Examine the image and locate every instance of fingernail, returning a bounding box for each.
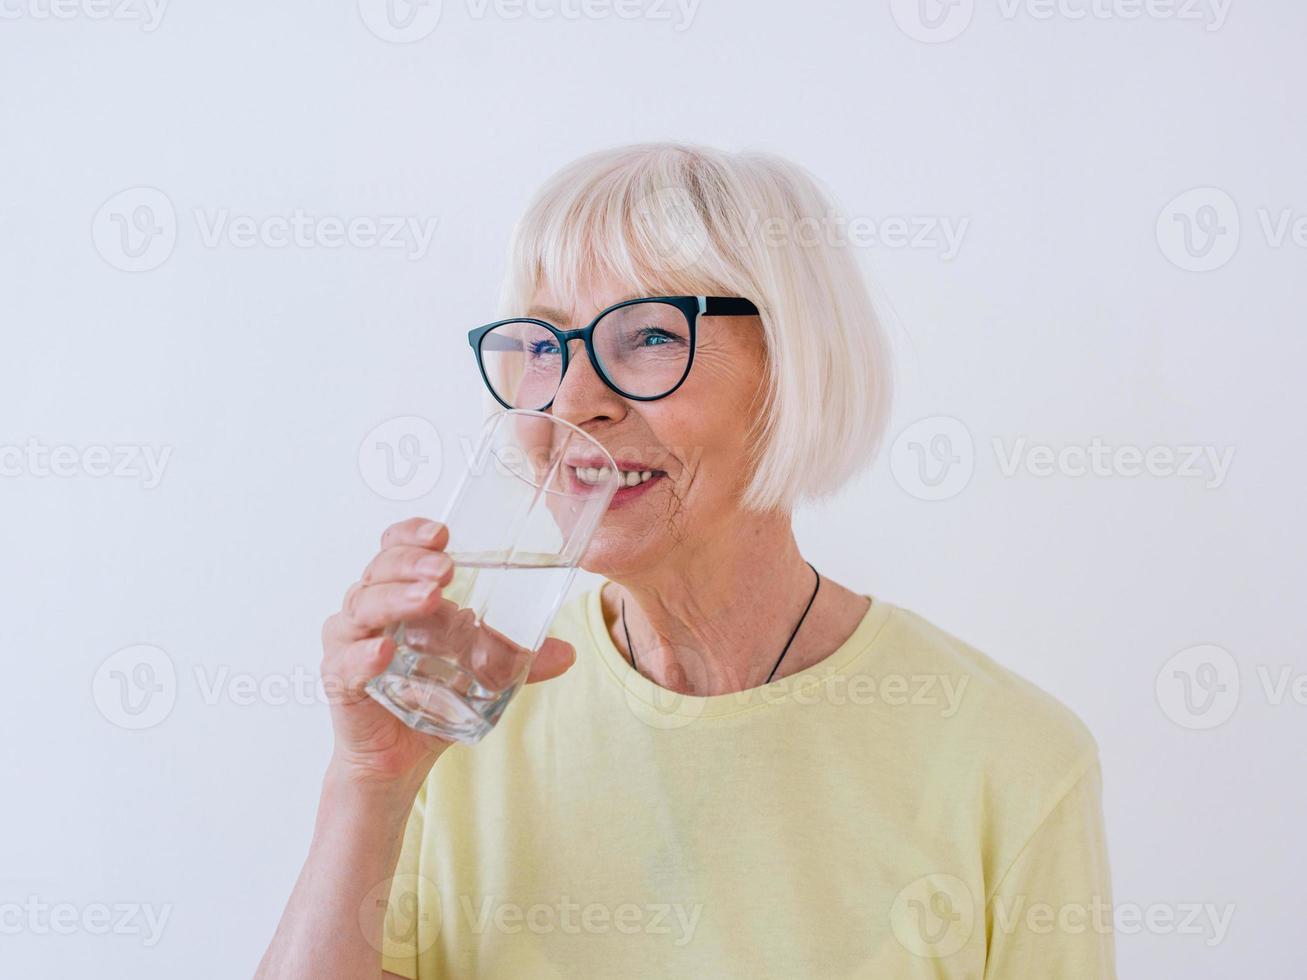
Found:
[408,582,438,602]
[418,521,443,543]
[417,554,451,578]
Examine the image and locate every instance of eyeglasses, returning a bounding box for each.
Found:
[467,295,760,412]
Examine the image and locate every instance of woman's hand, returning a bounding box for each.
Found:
[259,516,579,979]
[320,516,578,787]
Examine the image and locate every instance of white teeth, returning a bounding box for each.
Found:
[573,465,659,487]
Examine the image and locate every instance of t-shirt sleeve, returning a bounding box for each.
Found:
[983,755,1117,979]
[378,777,431,979]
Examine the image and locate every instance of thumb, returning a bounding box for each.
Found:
[525,637,576,683]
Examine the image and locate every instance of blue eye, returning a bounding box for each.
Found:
[528,339,560,357]
[637,328,679,347]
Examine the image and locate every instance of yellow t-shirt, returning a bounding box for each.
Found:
[380,582,1115,979]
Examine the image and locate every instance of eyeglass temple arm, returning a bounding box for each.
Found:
[701,296,759,316]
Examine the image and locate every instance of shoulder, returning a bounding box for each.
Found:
[875,603,1106,890]
[875,601,1100,789]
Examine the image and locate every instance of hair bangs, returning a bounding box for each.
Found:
[500,146,743,317]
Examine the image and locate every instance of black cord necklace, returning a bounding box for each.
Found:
[620,561,821,687]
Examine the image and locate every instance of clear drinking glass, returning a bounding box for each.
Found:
[365,409,622,744]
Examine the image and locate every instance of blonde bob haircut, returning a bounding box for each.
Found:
[497,142,893,515]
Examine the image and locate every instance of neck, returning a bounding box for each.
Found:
[601,509,825,695]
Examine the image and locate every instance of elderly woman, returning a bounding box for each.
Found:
[258,144,1115,978]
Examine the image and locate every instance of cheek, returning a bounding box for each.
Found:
[646,396,752,482]
[642,342,765,484]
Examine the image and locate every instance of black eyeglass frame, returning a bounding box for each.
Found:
[467,295,760,412]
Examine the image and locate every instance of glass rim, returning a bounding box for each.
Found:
[482,408,620,498]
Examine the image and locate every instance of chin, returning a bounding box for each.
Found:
[577,538,626,579]
[578,525,654,579]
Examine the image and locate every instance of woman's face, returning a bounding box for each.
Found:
[528,275,767,575]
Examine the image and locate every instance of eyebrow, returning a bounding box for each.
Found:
[526,305,570,323]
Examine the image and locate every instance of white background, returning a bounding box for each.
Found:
[1,1,1302,976]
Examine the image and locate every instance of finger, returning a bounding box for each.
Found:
[525,638,576,684]
[322,633,396,703]
[361,546,454,587]
[341,578,453,635]
[380,518,449,552]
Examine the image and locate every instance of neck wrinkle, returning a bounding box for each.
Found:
[600,512,819,696]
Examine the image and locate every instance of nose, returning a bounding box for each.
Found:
[550,336,625,426]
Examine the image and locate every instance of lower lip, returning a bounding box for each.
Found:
[568,467,665,509]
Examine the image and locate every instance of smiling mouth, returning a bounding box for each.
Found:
[569,463,665,489]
